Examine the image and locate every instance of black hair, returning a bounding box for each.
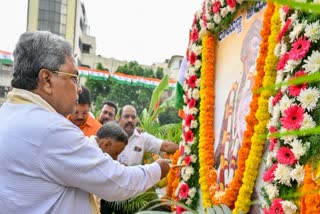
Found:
[78,85,91,105]
[97,121,128,144]
[101,100,118,115]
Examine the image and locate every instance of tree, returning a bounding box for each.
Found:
[155,67,164,79]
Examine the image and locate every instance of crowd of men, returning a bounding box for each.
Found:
[0,31,179,214]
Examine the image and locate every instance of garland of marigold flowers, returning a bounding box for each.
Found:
[300,164,320,214]
[213,2,275,207]
[233,4,281,214]
[198,32,216,209]
[164,150,180,200]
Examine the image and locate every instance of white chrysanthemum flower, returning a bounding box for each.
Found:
[291,164,305,185]
[274,43,281,57]
[214,14,222,24]
[181,169,191,181]
[188,107,199,115]
[187,89,192,100]
[188,187,197,198]
[207,23,215,30]
[185,198,193,206]
[221,7,229,17]
[269,104,281,127]
[205,12,212,22]
[195,78,201,87]
[268,96,274,114]
[301,113,316,130]
[190,120,198,129]
[274,164,292,186]
[191,44,202,55]
[266,151,276,167]
[289,11,298,23]
[194,60,202,70]
[283,59,301,73]
[276,71,284,86]
[305,20,320,42]
[302,50,320,73]
[185,166,195,176]
[280,42,288,56]
[199,28,207,39]
[264,183,279,200]
[187,66,196,76]
[289,22,305,42]
[279,7,286,23]
[290,138,306,159]
[191,154,197,163]
[220,0,225,7]
[184,145,191,155]
[281,200,298,214]
[297,87,320,111]
[192,88,200,100]
[279,95,295,114]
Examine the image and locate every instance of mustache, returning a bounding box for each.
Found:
[125,122,134,128]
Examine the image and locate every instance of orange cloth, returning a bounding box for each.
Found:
[68,115,102,137]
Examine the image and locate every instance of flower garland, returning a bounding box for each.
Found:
[212,2,275,208]
[233,4,281,214]
[300,164,320,214]
[164,150,180,201]
[261,3,320,213]
[198,32,217,209]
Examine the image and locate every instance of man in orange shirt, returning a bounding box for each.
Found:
[68,85,101,136]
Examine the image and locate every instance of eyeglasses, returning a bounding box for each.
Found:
[50,70,81,87]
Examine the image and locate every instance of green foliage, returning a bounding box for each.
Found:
[158,106,181,125]
[156,67,164,79]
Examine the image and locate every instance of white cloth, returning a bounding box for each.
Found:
[118,129,163,166]
[0,94,161,213]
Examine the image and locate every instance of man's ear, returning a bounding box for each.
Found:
[101,139,112,150]
[37,69,54,94]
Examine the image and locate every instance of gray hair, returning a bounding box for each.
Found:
[11,31,73,90]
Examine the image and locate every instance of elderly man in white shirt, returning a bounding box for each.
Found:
[0,31,170,214]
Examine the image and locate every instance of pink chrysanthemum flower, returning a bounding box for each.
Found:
[188,98,196,108]
[212,1,221,14]
[276,146,297,165]
[269,138,278,151]
[184,114,195,127]
[269,198,285,214]
[226,0,236,8]
[280,105,304,130]
[263,163,278,182]
[272,91,283,106]
[288,37,311,60]
[179,183,190,199]
[277,53,290,71]
[179,145,185,156]
[184,130,194,143]
[288,70,307,97]
[278,19,292,42]
[176,206,186,214]
[186,75,198,88]
[191,27,199,42]
[184,155,192,166]
[189,52,197,65]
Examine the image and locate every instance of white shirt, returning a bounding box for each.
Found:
[0,103,161,214]
[118,129,162,166]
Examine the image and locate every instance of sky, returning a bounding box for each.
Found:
[0,0,201,65]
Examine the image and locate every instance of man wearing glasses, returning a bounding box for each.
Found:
[68,85,102,137]
[0,31,170,213]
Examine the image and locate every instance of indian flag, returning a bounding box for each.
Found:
[175,56,188,110]
[0,50,13,65]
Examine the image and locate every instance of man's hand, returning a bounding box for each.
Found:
[156,159,170,179]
